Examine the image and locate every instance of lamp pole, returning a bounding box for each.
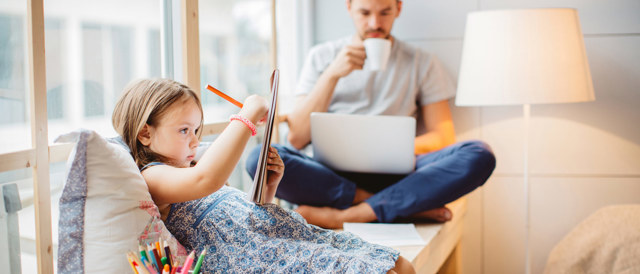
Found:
[523,103,531,274]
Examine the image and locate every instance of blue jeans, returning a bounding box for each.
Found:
[245,140,496,222]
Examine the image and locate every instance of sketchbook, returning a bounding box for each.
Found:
[343,223,426,246]
[249,69,279,205]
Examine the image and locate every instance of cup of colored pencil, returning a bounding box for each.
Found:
[126,239,207,274]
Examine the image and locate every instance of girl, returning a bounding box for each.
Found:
[112,78,415,273]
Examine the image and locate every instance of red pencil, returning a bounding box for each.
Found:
[206,85,243,108]
[152,246,162,272]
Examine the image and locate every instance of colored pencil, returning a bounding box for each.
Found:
[128,251,148,274]
[134,262,147,274]
[161,264,170,274]
[161,257,168,269]
[156,241,163,258]
[147,244,160,272]
[192,248,207,274]
[169,264,178,274]
[141,257,158,274]
[180,250,196,274]
[152,246,162,272]
[127,253,139,274]
[163,240,173,269]
[139,245,149,262]
[206,85,243,108]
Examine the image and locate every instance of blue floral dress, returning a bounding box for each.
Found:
[164,185,400,273]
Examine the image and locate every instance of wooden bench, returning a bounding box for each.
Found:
[394,197,466,274]
[333,197,466,273]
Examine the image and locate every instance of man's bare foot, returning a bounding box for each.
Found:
[295,205,344,228]
[295,202,377,229]
[352,188,373,204]
[409,206,452,222]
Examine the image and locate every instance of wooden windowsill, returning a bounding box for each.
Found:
[335,197,466,273]
[397,197,466,273]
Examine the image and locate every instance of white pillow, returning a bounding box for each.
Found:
[56,130,185,273]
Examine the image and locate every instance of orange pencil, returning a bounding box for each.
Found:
[206,85,243,108]
[155,241,163,258]
[161,264,170,274]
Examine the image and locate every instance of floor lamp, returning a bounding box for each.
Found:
[455,8,595,273]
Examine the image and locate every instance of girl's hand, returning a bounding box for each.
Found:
[239,95,269,123]
[264,146,284,204]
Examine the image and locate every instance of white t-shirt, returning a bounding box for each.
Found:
[296,36,456,119]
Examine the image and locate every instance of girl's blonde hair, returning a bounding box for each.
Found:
[112,78,203,169]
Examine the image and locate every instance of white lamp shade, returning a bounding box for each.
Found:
[455,8,595,106]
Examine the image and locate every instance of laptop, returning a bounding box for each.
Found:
[310,112,416,174]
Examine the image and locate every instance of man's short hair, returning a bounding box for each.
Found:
[349,0,400,2]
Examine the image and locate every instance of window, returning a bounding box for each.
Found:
[45,18,66,120]
[44,0,162,142]
[198,0,275,190]
[199,0,273,123]
[0,3,31,154]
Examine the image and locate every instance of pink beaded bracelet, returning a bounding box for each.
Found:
[229,114,257,136]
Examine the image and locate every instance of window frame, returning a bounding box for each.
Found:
[0,0,278,272]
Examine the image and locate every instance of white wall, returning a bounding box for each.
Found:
[310,0,640,273]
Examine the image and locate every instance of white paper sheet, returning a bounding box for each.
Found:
[343,223,426,247]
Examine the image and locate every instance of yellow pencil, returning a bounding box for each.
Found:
[126,252,139,274]
[129,251,147,273]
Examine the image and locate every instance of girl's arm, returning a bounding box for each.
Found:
[142,95,269,205]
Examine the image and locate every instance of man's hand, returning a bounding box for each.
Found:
[287,41,366,149]
[325,44,366,79]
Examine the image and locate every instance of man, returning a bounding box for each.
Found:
[247,0,496,228]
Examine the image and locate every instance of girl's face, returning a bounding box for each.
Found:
[145,98,202,168]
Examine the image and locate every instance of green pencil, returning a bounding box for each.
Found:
[192,248,207,274]
[139,245,148,261]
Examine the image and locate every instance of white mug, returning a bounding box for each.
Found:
[363,38,392,71]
